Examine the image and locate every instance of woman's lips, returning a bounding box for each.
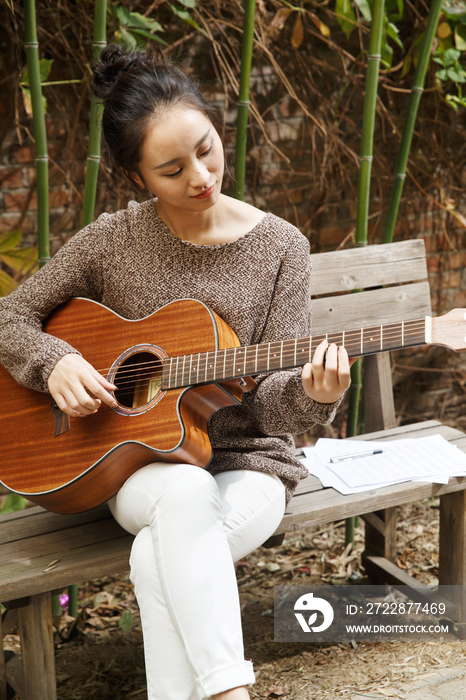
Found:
[193,184,215,199]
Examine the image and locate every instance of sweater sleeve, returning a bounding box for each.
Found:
[241,232,343,435]
[0,220,106,393]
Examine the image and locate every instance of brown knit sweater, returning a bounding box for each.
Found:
[0,199,341,504]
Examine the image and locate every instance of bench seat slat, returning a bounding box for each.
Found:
[280,477,466,534]
[0,537,133,602]
[0,505,111,543]
[0,517,127,560]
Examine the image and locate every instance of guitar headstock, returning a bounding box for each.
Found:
[431,308,466,351]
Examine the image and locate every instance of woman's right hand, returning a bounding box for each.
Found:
[47,353,118,417]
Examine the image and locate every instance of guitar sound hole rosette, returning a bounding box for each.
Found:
[108,344,168,416]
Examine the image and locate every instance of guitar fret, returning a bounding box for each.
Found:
[169,317,431,389]
[236,348,243,375]
[169,357,174,389]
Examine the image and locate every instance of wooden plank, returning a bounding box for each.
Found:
[2,609,18,637]
[278,475,466,534]
[18,592,57,700]
[0,505,112,545]
[364,508,397,562]
[0,610,6,700]
[361,555,458,621]
[292,474,323,497]
[364,353,396,432]
[0,517,127,561]
[439,490,466,639]
[310,240,427,295]
[311,281,432,334]
[0,537,133,601]
[4,655,24,700]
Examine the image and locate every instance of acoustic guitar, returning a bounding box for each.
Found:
[1,297,465,514]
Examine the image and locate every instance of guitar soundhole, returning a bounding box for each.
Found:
[113,350,164,410]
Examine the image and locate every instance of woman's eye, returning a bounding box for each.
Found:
[165,169,182,178]
[201,145,212,157]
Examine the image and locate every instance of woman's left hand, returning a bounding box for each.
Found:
[301,340,355,404]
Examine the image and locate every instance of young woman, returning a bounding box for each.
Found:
[0,46,351,700]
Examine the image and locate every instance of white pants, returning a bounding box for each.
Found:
[108,463,286,700]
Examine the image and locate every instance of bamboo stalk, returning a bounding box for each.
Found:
[382,0,443,243]
[24,0,49,268]
[81,0,107,227]
[346,0,385,546]
[348,0,385,439]
[234,0,256,201]
[355,0,385,247]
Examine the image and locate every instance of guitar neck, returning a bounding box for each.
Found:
[162,316,429,390]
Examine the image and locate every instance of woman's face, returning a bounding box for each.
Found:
[134,107,224,212]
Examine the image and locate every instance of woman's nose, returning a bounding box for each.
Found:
[190,160,210,187]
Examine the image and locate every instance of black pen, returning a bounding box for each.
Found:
[330,449,383,463]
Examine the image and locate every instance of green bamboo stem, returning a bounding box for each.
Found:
[355,0,385,246]
[24,0,49,268]
[382,0,443,243]
[348,0,385,442]
[346,0,385,547]
[234,0,256,201]
[81,0,107,227]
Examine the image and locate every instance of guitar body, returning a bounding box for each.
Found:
[0,298,254,514]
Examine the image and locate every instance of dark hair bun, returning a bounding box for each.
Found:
[90,44,224,187]
[92,45,148,101]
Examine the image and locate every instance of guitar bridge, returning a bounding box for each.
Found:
[50,398,71,437]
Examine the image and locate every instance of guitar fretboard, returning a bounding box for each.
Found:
[161,318,427,390]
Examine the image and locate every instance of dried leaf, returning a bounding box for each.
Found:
[291,13,304,49]
[271,8,293,33]
[309,13,330,38]
[265,685,285,697]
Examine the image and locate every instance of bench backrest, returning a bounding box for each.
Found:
[308,239,430,433]
[309,239,431,333]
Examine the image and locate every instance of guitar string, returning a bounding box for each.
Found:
[98,323,428,383]
[107,326,428,394]
[93,320,428,378]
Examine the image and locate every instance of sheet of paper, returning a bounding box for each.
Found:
[327,435,466,488]
[302,435,466,494]
[301,451,409,495]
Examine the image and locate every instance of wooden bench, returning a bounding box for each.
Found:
[2,238,466,700]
